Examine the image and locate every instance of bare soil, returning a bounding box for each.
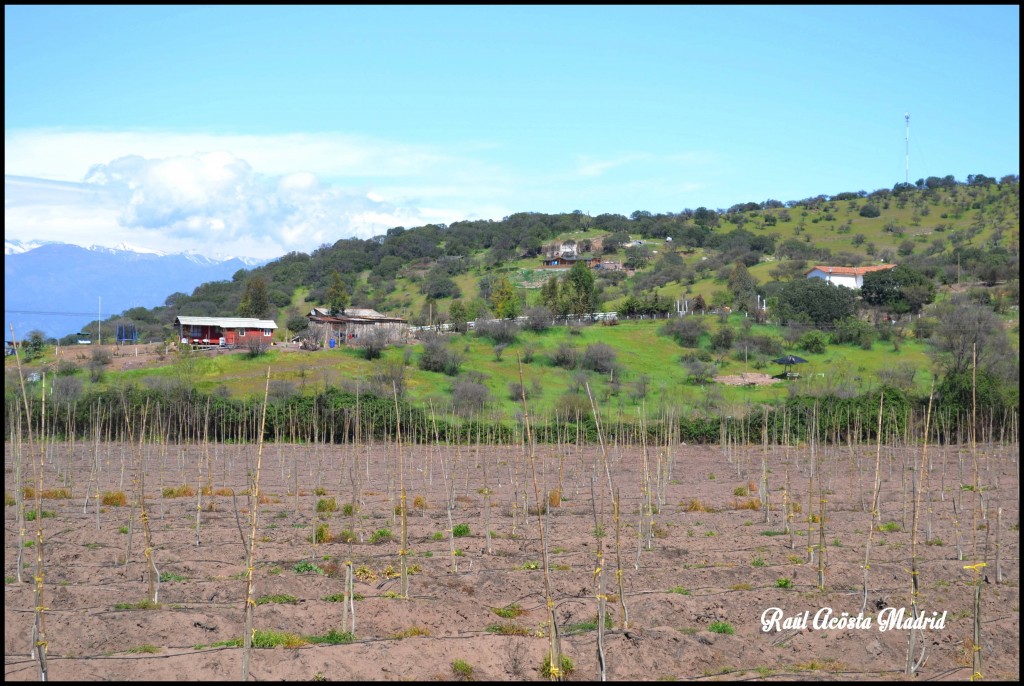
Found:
[4,440,1019,681]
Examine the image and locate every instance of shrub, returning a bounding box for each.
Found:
[370,528,393,544]
[797,330,829,354]
[293,561,325,574]
[859,203,881,218]
[451,659,474,681]
[418,334,462,375]
[580,343,617,374]
[475,319,519,345]
[551,342,581,370]
[661,317,707,347]
[452,523,471,538]
[452,376,491,416]
[162,485,196,498]
[540,654,575,679]
[775,577,793,588]
[102,491,128,507]
[524,306,552,332]
[492,603,525,618]
[311,524,331,544]
[316,497,338,513]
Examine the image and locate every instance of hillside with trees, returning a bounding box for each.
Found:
[9,173,1018,439]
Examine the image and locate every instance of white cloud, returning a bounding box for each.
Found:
[4,128,724,260]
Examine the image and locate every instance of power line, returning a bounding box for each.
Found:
[4,309,104,317]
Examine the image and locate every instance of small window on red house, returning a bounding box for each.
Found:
[237,329,246,337]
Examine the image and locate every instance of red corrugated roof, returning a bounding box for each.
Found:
[805,264,896,276]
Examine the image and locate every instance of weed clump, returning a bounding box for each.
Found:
[102,491,128,507]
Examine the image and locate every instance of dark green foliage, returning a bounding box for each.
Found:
[771,278,856,327]
[620,291,672,317]
[561,261,598,316]
[797,330,828,354]
[858,203,881,218]
[860,265,935,314]
[237,276,272,318]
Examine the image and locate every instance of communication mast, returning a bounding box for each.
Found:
[904,112,910,185]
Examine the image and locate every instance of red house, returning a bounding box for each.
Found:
[175,316,277,347]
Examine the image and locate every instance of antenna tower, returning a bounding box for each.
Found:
[904,112,910,185]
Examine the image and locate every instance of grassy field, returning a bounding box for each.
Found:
[57,315,943,422]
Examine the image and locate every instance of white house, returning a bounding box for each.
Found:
[804,264,897,289]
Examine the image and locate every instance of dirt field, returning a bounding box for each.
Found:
[4,440,1019,681]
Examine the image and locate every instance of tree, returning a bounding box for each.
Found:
[726,262,758,312]
[447,300,469,333]
[860,265,935,315]
[772,278,856,327]
[561,261,598,317]
[929,295,1017,381]
[539,276,560,311]
[326,271,350,315]
[23,330,47,361]
[490,274,521,319]
[237,277,271,318]
[623,244,653,270]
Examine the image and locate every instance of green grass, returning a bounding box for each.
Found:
[669,586,691,595]
[452,523,471,537]
[451,659,474,681]
[775,577,794,588]
[564,613,613,634]
[492,603,526,618]
[293,561,325,574]
[306,629,355,645]
[485,622,530,636]
[879,521,902,532]
[24,509,56,521]
[159,572,187,583]
[323,592,364,602]
[708,621,735,635]
[114,599,161,610]
[256,593,298,605]
[125,644,161,654]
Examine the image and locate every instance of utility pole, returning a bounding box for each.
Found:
[905,112,910,185]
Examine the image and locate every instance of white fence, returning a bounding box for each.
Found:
[410,311,619,333]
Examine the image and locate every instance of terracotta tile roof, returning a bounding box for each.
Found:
[805,264,896,276]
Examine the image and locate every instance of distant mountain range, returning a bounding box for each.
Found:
[4,241,270,340]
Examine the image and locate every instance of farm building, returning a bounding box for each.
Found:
[175,316,277,348]
[540,254,602,269]
[805,264,897,289]
[306,307,409,347]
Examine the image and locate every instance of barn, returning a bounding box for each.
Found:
[174,316,278,348]
[306,307,408,347]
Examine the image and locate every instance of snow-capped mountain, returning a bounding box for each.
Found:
[4,241,273,340]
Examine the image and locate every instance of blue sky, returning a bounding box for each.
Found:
[5,5,1019,260]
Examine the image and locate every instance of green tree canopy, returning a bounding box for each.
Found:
[237,276,271,318]
[561,261,598,317]
[326,271,350,315]
[490,274,521,319]
[860,265,935,314]
[771,278,856,327]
